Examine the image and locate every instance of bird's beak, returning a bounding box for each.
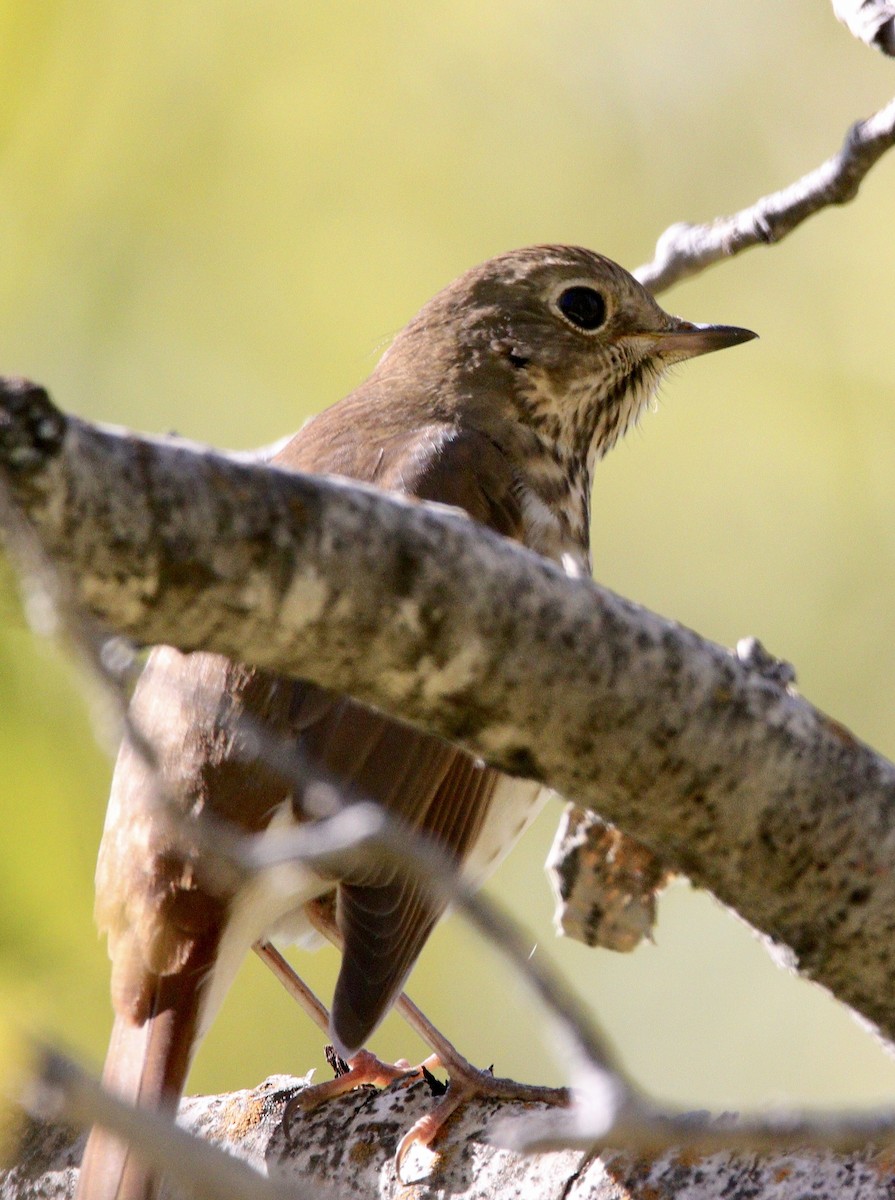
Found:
[654,319,758,362]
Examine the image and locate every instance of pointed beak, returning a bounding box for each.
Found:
[655,319,758,362]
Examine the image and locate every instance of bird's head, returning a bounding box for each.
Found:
[379,244,756,467]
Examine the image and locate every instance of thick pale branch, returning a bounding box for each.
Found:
[636,94,895,293]
[10,1066,895,1200]
[4,378,895,1046]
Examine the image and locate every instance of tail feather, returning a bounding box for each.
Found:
[76,980,204,1200]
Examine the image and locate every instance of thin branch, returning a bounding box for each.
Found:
[503,1097,895,1157]
[239,801,626,1089]
[636,94,895,294]
[833,0,895,55]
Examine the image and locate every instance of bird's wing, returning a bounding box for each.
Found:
[273,408,528,1052]
[98,395,528,1051]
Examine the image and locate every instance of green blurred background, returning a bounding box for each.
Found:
[2,0,895,1113]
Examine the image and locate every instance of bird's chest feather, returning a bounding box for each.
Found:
[516,452,593,578]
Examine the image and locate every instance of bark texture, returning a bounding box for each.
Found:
[6,1075,895,1200]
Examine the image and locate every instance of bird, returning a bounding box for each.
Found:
[76,244,755,1199]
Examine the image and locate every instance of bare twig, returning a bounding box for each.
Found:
[636,95,895,294]
[503,1096,895,1157]
[238,796,895,1160]
[239,800,626,1088]
[833,0,895,55]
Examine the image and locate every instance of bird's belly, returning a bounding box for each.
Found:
[518,488,590,577]
[463,773,551,886]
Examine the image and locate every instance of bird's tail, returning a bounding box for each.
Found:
[75,983,203,1200]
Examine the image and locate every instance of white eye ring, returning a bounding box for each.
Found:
[549,279,610,335]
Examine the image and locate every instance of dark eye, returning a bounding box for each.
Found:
[556,286,606,332]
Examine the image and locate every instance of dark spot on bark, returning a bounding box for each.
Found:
[559,626,577,651]
[390,544,418,598]
[286,495,307,528]
[584,903,607,947]
[502,745,543,780]
[160,557,218,594]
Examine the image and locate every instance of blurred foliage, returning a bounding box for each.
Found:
[2,0,895,1114]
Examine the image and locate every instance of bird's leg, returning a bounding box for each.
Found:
[276,899,569,1182]
[385,989,568,1179]
[253,940,435,1117]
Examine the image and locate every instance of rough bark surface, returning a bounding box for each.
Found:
[3,379,895,1047]
[5,1075,895,1200]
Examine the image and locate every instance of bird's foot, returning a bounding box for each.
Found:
[255,938,568,1181]
[395,1050,569,1184]
[283,1045,439,1131]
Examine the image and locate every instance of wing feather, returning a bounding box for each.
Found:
[275,402,525,1051]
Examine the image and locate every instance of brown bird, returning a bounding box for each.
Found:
[76,245,755,1199]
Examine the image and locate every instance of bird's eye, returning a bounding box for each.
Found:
[556,286,606,332]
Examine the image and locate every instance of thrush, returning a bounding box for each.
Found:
[76,244,755,1199]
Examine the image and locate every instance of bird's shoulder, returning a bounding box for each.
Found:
[274,385,526,543]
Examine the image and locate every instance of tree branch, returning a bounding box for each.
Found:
[833,0,895,55]
[10,1059,895,1200]
[636,94,895,294]
[3,376,895,1049]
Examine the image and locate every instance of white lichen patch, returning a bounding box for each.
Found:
[394,596,423,637]
[420,638,484,701]
[279,569,330,631]
[477,722,527,756]
[561,551,587,578]
[238,570,279,618]
[80,570,159,629]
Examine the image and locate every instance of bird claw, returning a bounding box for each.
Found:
[283,1048,423,1141]
[393,1064,570,1184]
[282,1041,569,1183]
[394,1084,471,1183]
